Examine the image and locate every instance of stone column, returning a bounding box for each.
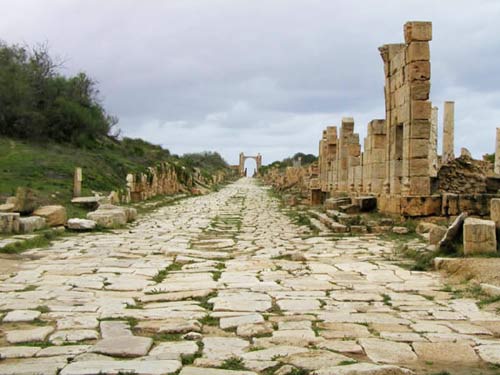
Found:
[442,101,455,164]
[73,167,82,198]
[495,128,500,175]
[429,106,438,176]
[239,153,245,176]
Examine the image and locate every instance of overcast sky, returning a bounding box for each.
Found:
[2,0,500,166]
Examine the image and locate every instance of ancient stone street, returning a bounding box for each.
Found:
[1,179,500,374]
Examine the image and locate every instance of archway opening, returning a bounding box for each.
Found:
[243,158,258,177]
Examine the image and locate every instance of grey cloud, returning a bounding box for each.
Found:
[1,0,499,164]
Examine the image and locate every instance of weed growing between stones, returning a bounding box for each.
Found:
[219,357,247,371]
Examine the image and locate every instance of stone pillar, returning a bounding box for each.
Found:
[239,153,245,176]
[495,128,500,175]
[256,153,262,173]
[73,167,82,198]
[429,106,438,176]
[442,101,455,164]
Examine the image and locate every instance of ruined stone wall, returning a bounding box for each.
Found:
[318,127,338,193]
[363,120,387,194]
[379,21,433,197]
[126,163,186,202]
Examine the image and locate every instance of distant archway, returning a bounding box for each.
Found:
[239,152,262,177]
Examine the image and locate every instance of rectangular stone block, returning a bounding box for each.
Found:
[408,61,431,81]
[409,176,431,196]
[404,21,433,43]
[409,139,430,158]
[411,100,431,120]
[490,198,500,228]
[463,218,497,255]
[410,81,430,100]
[409,157,430,176]
[410,120,431,139]
[407,42,430,63]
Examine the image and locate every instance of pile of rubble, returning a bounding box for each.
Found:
[437,155,489,194]
[0,187,137,236]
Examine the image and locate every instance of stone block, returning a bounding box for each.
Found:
[411,81,430,100]
[408,61,431,81]
[71,196,100,210]
[33,205,67,227]
[410,120,431,139]
[409,158,430,176]
[404,21,432,43]
[19,216,46,233]
[0,203,15,212]
[409,139,430,158]
[400,195,441,217]
[88,206,127,228]
[429,225,447,245]
[490,198,500,228]
[463,218,497,255]
[409,176,431,196]
[67,218,97,231]
[0,212,20,234]
[14,187,39,214]
[406,42,430,63]
[411,100,431,120]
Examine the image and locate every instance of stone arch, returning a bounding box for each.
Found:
[239,152,262,177]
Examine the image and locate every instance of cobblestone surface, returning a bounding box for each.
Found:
[1,179,499,374]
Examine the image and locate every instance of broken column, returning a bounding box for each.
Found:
[442,101,455,164]
[495,128,500,175]
[337,118,355,193]
[430,107,438,176]
[73,167,82,198]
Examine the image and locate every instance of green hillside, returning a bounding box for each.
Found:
[0,136,230,208]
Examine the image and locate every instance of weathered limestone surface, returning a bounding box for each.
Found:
[33,205,67,226]
[1,179,499,374]
[19,216,46,233]
[463,217,497,255]
[442,101,455,164]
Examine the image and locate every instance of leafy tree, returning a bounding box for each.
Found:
[0,41,116,145]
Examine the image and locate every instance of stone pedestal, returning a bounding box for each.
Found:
[463,218,497,255]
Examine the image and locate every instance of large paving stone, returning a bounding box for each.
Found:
[0,357,67,375]
[6,326,55,344]
[60,359,182,375]
[92,336,153,357]
[359,339,417,364]
[202,337,249,360]
[282,350,353,370]
[476,344,500,365]
[412,342,479,364]
[313,363,414,375]
[179,367,257,375]
[2,309,41,322]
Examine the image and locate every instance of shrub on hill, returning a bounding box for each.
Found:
[0,41,116,145]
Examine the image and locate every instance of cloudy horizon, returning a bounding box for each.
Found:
[2,0,500,165]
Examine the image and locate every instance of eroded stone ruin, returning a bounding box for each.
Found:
[308,21,500,217]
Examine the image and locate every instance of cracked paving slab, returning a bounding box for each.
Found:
[0,178,500,374]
